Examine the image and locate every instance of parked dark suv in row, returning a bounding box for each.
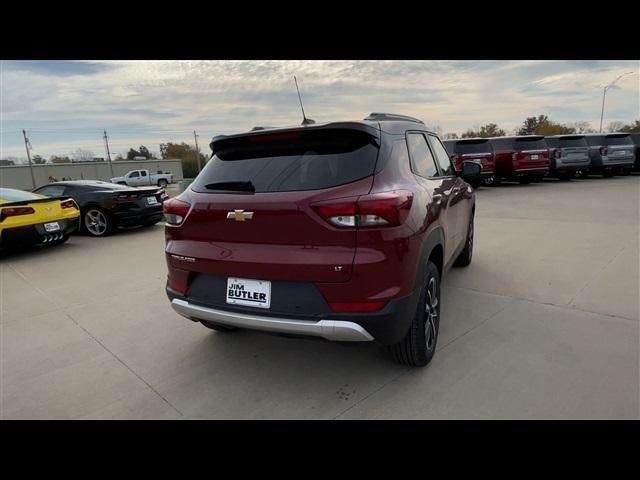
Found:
[163,113,481,366]
[544,134,591,180]
[443,138,496,186]
[488,136,550,185]
[581,133,636,177]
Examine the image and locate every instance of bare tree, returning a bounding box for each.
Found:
[71,148,95,163]
[570,121,596,134]
[607,121,625,133]
[442,133,459,140]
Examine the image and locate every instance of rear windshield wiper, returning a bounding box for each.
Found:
[204,181,256,192]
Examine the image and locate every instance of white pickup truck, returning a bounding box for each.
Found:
[110,169,174,187]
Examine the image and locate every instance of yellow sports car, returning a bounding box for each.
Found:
[0,188,80,250]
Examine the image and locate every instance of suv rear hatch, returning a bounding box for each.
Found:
[603,133,635,163]
[448,138,495,173]
[167,126,380,283]
[549,135,589,165]
[513,136,549,170]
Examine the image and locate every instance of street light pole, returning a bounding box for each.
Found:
[599,71,634,133]
[22,129,36,189]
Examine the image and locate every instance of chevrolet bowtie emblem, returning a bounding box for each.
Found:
[227,209,254,221]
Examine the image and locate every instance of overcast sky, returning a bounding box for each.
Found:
[1,60,638,160]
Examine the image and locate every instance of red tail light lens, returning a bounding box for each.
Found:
[600,146,608,156]
[0,206,35,221]
[163,198,191,225]
[312,191,413,229]
[167,278,188,294]
[114,193,139,202]
[329,301,387,313]
[60,199,77,209]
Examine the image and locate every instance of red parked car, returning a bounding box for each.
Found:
[443,138,496,186]
[163,113,481,366]
[488,135,550,185]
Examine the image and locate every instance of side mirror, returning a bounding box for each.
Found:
[461,161,482,184]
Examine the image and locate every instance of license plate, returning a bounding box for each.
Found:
[472,158,482,164]
[226,277,271,309]
[146,196,158,205]
[44,222,60,232]
[530,154,539,160]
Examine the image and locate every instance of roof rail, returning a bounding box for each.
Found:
[364,112,424,124]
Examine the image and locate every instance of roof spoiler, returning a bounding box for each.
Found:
[364,112,424,124]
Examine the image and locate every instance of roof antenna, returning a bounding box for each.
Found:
[294,76,315,125]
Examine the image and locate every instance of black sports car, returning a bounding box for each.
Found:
[33,180,168,237]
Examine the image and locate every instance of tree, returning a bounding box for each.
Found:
[32,155,46,164]
[160,142,207,178]
[442,133,458,140]
[72,149,94,162]
[607,121,626,133]
[50,155,71,163]
[619,120,640,133]
[570,121,596,134]
[534,121,575,135]
[518,115,549,135]
[126,145,154,160]
[461,123,506,138]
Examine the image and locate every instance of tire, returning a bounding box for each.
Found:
[82,207,114,237]
[603,170,614,178]
[454,213,474,267]
[518,177,532,184]
[158,179,168,188]
[622,169,631,176]
[558,172,572,181]
[200,320,238,332]
[576,170,589,179]
[482,175,499,187]
[388,261,440,367]
[117,181,127,185]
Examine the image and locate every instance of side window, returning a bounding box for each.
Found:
[35,185,67,197]
[428,136,455,176]
[130,171,140,178]
[406,133,439,178]
[141,170,147,177]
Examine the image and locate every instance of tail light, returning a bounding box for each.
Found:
[114,193,139,202]
[60,199,77,209]
[0,206,35,221]
[167,278,188,294]
[554,149,561,159]
[600,146,608,156]
[329,301,387,313]
[312,191,413,229]
[163,198,191,225]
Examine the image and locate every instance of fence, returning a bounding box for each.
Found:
[0,159,184,190]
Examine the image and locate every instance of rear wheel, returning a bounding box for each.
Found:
[482,175,499,187]
[388,261,440,367]
[200,320,238,332]
[603,170,614,178]
[558,172,572,181]
[158,179,168,187]
[518,177,532,184]
[82,208,114,237]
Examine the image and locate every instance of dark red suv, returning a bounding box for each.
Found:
[163,113,480,366]
[488,135,550,185]
[443,138,496,186]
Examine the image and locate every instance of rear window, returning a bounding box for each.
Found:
[490,138,514,150]
[0,188,43,202]
[555,136,588,148]
[585,135,605,146]
[514,137,547,150]
[192,129,379,193]
[604,134,632,146]
[452,139,492,155]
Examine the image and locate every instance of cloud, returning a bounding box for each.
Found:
[1,60,638,159]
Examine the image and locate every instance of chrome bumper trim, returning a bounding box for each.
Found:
[171,299,374,342]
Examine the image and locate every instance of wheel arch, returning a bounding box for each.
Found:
[415,226,445,290]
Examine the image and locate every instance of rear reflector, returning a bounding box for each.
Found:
[0,206,35,221]
[167,279,188,294]
[329,301,387,313]
[163,198,191,225]
[312,191,413,229]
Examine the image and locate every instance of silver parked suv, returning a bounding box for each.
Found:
[544,134,591,180]
[582,133,635,177]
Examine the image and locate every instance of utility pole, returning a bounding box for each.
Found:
[193,130,202,173]
[22,129,36,189]
[103,130,115,178]
[599,71,635,133]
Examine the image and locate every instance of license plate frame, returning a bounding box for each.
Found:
[226,277,271,309]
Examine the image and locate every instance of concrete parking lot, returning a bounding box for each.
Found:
[1,176,638,419]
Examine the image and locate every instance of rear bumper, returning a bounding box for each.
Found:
[171,298,374,341]
[113,206,163,227]
[0,217,78,248]
[166,284,418,345]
